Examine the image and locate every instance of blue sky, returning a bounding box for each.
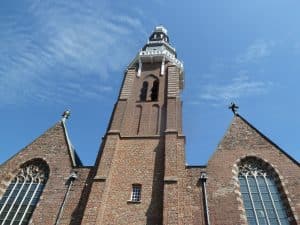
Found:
[1,0,300,166]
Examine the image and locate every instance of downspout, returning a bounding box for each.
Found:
[200,172,210,225]
[54,171,78,225]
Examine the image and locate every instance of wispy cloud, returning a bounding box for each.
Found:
[236,40,275,63]
[189,40,276,106]
[0,1,148,106]
[199,73,272,105]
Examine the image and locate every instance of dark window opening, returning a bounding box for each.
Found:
[140,81,148,101]
[151,80,159,101]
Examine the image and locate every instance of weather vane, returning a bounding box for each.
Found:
[228,102,239,114]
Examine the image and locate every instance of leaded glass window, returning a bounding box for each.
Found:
[131,184,141,202]
[238,158,291,225]
[0,161,49,225]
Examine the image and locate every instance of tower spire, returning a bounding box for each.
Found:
[82,26,185,225]
[128,25,184,89]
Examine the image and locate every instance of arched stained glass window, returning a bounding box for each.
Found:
[0,160,49,225]
[238,158,291,225]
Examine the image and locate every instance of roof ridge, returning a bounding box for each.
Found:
[236,113,299,166]
[61,119,83,167]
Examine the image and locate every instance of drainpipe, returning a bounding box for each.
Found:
[54,171,78,225]
[200,172,211,225]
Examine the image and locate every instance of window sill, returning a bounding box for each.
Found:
[127,200,141,204]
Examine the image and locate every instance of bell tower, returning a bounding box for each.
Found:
[82,26,185,225]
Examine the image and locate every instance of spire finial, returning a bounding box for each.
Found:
[155,25,168,34]
[62,109,71,122]
[228,102,239,114]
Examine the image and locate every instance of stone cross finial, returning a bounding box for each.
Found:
[62,110,71,121]
[228,102,239,114]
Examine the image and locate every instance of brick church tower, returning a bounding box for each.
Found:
[81,25,185,225]
[0,26,299,225]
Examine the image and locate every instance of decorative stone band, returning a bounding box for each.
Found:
[146,40,176,52]
[128,49,184,78]
[139,49,183,70]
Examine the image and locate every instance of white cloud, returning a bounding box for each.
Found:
[236,40,275,63]
[0,0,147,106]
[199,73,272,104]
[190,39,276,106]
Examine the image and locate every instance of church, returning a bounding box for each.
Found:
[0,26,299,225]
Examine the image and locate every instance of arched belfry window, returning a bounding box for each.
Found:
[139,77,159,102]
[238,158,292,225]
[151,80,159,101]
[0,160,49,225]
[140,81,148,101]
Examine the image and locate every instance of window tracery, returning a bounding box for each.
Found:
[238,158,291,225]
[0,160,49,225]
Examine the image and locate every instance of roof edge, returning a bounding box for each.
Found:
[236,114,299,166]
[61,120,83,167]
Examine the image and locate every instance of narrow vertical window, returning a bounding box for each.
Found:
[140,81,148,101]
[151,105,160,134]
[131,184,141,202]
[135,105,143,135]
[238,158,292,225]
[0,160,49,225]
[151,80,159,101]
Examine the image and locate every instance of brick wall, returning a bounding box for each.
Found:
[81,62,186,225]
[181,166,206,225]
[206,115,300,225]
[0,122,91,225]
